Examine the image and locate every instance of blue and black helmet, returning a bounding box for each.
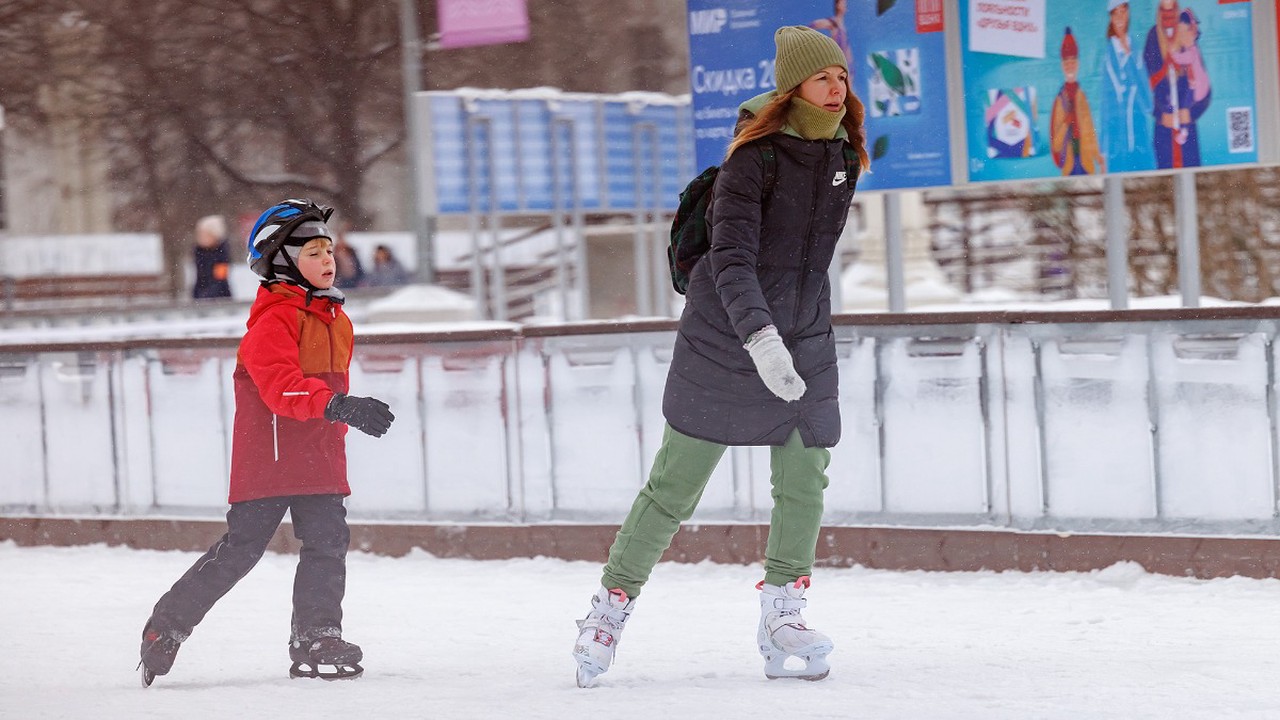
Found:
[246,198,334,280]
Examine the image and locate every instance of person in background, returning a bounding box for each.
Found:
[1145,1,1209,168]
[138,199,395,686]
[1099,0,1154,173]
[363,244,410,288]
[334,234,365,288]
[1051,27,1105,175]
[192,214,233,299]
[571,25,868,688]
[809,0,852,72]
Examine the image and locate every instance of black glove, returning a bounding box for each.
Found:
[324,393,395,437]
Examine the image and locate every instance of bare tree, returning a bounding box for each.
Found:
[2,0,404,293]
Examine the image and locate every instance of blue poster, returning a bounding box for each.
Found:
[850,0,952,190]
[686,0,953,191]
[960,0,1258,183]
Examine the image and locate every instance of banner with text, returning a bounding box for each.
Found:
[686,0,953,191]
[961,0,1258,182]
[438,0,529,49]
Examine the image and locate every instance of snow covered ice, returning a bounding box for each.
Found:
[4,542,1279,719]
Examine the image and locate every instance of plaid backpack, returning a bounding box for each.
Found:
[666,142,776,295]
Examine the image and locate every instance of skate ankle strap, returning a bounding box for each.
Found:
[767,596,807,612]
[603,605,631,624]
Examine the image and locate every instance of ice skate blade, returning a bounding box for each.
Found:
[573,652,607,688]
[761,641,833,682]
[289,661,364,680]
[765,668,830,682]
[762,656,831,682]
[576,665,602,688]
[139,662,156,688]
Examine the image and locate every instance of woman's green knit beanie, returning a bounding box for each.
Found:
[773,26,848,94]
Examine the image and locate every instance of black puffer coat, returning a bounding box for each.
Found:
[663,107,857,448]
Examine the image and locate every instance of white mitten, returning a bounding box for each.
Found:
[744,325,806,402]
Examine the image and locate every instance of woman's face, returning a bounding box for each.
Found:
[797,65,848,112]
[195,227,218,248]
[1110,3,1129,34]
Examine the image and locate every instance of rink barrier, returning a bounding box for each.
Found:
[3,517,1279,580]
[5,307,1280,577]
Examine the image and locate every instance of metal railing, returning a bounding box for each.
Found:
[3,309,1280,537]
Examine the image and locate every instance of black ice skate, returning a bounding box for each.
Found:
[138,621,184,688]
[289,636,364,680]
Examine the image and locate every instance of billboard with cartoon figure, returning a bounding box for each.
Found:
[852,0,952,189]
[686,0,952,191]
[961,0,1258,182]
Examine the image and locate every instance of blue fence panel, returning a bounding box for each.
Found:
[424,90,691,215]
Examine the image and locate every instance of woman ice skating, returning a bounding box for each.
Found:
[571,25,868,687]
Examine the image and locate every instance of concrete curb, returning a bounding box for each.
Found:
[4,518,1280,580]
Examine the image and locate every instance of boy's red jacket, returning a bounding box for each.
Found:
[228,283,354,503]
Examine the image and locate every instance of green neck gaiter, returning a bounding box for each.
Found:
[787,96,846,140]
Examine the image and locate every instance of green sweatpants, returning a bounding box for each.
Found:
[601,424,831,598]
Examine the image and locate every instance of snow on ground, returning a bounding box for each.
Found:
[3,543,1278,719]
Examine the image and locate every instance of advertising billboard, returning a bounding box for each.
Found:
[686,0,954,191]
[960,0,1258,182]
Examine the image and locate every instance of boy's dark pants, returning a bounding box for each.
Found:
[149,494,350,643]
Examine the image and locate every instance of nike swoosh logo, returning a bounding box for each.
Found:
[832,172,847,186]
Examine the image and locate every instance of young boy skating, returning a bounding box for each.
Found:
[139,199,395,686]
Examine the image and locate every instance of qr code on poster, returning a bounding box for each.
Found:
[1227,107,1253,153]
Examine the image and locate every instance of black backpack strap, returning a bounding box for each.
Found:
[842,143,861,185]
[759,140,777,197]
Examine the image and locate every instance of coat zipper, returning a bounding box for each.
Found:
[791,142,834,338]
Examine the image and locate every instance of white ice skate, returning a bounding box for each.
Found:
[572,586,635,688]
[757,577,833,681]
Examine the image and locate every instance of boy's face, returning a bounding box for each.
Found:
[296,237,336,289]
